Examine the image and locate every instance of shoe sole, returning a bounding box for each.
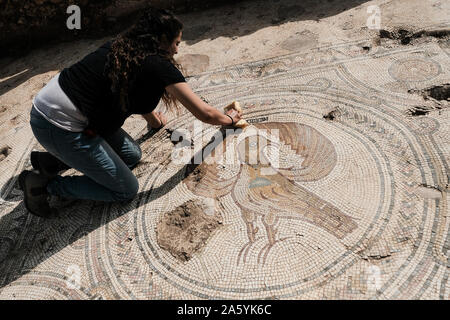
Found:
[18,171,55,218]
[19,171,35,215]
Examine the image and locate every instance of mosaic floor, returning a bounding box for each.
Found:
[0,28,449,299]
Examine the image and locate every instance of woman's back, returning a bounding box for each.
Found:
[58,42,116,131]
[57,41,185,135]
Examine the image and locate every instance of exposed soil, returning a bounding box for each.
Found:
[0,145,11,162]
[156,200,222,262]
[378,28,450,46]
[0,0,244,58]
[406,106,433,117]
[419,84,450,101]
[323,109,339,121]
[407,84,450,116]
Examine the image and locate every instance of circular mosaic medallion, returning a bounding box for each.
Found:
[389,58,441,82]
[100,90,404,299]
[412,117,440,135]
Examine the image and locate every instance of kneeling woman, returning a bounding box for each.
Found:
[21,7,242,217]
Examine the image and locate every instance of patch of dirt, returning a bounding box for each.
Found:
[156,199,222,262]
[405,105,433,117]
[414,84,450,101]
[379,28,414,45]
[0,145,11,161]
[378,28,450,46]
[407,84,450,115]
[280,30,318,52]
[323,108,340,121]
[274,4,305,24]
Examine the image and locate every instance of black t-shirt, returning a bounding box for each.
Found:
[58,41,185,135]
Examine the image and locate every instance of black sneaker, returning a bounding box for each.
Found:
[18,170,57,218]
[30,151,70,178]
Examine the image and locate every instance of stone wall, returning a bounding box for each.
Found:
[0,0,239,58]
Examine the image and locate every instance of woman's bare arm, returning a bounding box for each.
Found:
[165,82,241,126]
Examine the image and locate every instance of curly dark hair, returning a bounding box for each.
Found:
[104,7,183,113]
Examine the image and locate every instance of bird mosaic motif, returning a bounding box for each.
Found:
[183,122,358,265]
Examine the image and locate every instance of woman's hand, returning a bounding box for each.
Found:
[142,111,167,130]
[224,106,242,127]
[153,111,167,128]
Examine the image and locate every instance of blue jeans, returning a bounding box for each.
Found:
[30,106,141,202]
